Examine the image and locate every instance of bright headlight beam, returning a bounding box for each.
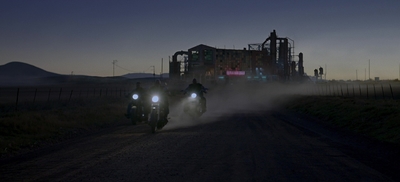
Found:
[132,94,139,100]
[152,96,159,102]
[191,93,197,98]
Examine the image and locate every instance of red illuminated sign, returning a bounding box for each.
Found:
[226,71,245,76]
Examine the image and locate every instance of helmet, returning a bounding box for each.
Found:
[192,78,197,84]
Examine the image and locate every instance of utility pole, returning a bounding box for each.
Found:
[151,65,155,80]
[368,59,370,80]
[161,58,163,79]
[365,68,366,81]
[112,60,118,77]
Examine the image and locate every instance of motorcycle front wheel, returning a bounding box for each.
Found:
[149,112,157,133]
[130,108,137,125]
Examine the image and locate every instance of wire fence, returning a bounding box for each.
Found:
[0,86,131,111]
[2,82,400,112]
[310,82,400,100]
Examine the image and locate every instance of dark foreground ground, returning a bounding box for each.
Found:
[1,104,399,181]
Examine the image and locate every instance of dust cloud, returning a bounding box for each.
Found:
[163,81,314,131]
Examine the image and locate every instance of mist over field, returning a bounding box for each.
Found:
[164,82,313,130]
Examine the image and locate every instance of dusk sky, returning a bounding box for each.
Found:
[1,0,399,80]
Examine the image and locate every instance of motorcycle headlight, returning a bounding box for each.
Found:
[132,94,139,100]
[190,93,197,98]
[152,96,159,103]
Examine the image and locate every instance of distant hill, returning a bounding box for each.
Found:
[0,62,169,87]
[122,73,169,79]
[0,62,60,78]
[0,62,61,86]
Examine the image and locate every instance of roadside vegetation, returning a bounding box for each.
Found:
[0,98,127,155]
[286,96,400,145]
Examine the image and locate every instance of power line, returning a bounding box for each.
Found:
[112,60,137,75]
[115,64,134,72]
[143,66,154,73]
[112,60,156,75]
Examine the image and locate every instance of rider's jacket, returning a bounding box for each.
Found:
[185,83,206,97]
[148,85,169,102]
[130,87,147,100]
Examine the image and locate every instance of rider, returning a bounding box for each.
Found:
[184,78,207,112]
[125,81,147,119]
[148,79,170,119]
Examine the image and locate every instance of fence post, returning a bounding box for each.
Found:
[373,84,376,100]
[33,88,37,103]
[381,84,385,99]
[335,84,337,96]
[352,85,355,97]
[15,88,20,111]
[390,84,394,99]
[367,84,369,99]
[69,89,73,102]
[346,84,349,97]
[359,85,362,97]
[340,85,343,97]
[58,88,62,101]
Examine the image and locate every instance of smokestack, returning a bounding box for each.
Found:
[298,52,304,76]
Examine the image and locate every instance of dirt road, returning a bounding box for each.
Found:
[1,84,399,181]
[1,106,398,181]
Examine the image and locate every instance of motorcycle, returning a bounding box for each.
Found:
[129,92,145,125]
[183,89,207,118]
[148,94,168,133]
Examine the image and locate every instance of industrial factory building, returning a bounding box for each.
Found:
[169,30,305,83]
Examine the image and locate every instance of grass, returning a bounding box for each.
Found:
[286,96,400,145]
[0,97,127,155]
